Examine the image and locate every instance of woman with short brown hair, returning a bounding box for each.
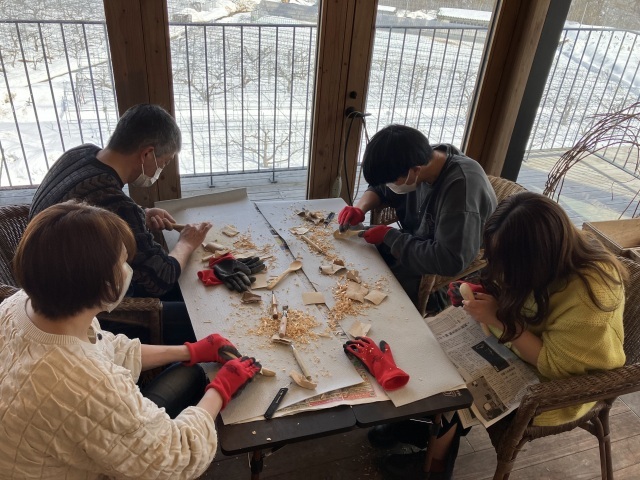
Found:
[0,202,259,479]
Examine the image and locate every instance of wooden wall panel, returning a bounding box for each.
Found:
[104,0,180,207]
[464,0,552,176]
[307,0,377,201]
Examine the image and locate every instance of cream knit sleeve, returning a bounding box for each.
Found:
[57,362,217,479]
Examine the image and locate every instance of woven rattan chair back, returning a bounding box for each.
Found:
[0,204,29,291]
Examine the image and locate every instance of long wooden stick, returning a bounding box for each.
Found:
[300,234,324,253]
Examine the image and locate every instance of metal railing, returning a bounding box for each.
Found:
[1,19,639,188]
[0,20,118,187]
[170,23,317,182]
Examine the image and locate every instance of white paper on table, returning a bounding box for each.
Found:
[157,190,363,424]
[256,198,465,407]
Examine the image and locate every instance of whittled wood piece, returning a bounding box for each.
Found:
[271,292,279,319]
[202,241,226,252]
[170,223,185,232]
[221,351,276,377]
[332,228,362,239]
[300,234,325,253]
[459,283,491,336]
[290,370,317,389]
[278,305,289,337]
[266,260,303,290]
[290,344,312,380]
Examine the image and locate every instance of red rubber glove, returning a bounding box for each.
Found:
[447,281,486,307]
[197,254,234,286]
[338,206,365,230]
[343,337,409,391]
[359,225,392,245]
[183,333,242,366]
[206,356,261,409]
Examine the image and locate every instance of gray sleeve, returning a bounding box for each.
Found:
[381,172,494,277]
[383,210,484,277]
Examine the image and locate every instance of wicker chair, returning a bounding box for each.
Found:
[487,256,640,480]
[370,175,527,316]
[0,204,163,345]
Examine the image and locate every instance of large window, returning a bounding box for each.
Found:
[365,1,496,145]
[168,1,319,185]
[0,1,118,187]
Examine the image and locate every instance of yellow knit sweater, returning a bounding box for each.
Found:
[506,266,625,426]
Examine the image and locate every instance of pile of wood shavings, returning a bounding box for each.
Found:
[304,223,341,261]
[233,233,258,251]
[247,308,321,345]
[327,279,371,327]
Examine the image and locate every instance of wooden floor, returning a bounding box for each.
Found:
[200,392,640,479]
[3,152,640,478]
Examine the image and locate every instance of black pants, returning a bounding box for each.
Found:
[140,363,208,419]
[376,243,448,313]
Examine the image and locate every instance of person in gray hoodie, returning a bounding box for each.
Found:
[338,124,497,307]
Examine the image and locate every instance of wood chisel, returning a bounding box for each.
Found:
[264,382,291,419]
[323,212,335,228]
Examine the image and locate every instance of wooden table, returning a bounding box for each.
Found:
[158,191,471,479]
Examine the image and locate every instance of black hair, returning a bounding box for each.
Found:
[362,124,433,186]
[106,104,181,157]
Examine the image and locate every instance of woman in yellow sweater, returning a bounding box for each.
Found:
[378,192,626,479]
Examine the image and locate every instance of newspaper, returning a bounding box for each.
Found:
[427,307,540,428]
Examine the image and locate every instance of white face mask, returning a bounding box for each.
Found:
[131,150,163,188]
[104,263,133,313]
[386,169,418,195]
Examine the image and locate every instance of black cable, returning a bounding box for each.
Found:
[343,112,358,206]
[342,110,371,206]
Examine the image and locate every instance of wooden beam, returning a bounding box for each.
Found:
[103,0,180,207]
[464,0,552,176]
[307,0,377,201]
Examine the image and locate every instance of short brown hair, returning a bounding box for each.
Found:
[14,201,136,319]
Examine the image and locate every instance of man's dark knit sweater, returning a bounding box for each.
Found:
[30,144,181,297]
[368,144,497,299]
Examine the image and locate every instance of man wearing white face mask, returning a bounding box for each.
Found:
[338,124,497,307]
[30,104,211,344]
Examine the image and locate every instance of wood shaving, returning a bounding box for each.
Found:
[364,289,387,305]
[241,291,262,303]
[346,270,362,283]
[348,320,372,338]
[346,281,369,302]
[233,233,257,250]
[297,209,324,224]
[248,308,321,345]
[328,279,371,327]
[221,225,240,237]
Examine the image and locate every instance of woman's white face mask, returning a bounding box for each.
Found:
[386,168,418,195]
[131,150,163,188]
[104,263,133,313]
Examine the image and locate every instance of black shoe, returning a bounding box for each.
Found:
[380,450,428,479]
[380,427,461,480]
[368,419,431,449]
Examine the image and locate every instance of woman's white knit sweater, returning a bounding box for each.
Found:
[0,290,217,479]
